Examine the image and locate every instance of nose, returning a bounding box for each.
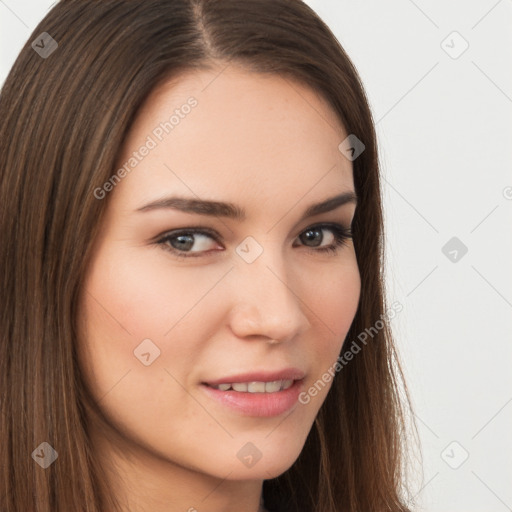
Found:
[227,251,311,344]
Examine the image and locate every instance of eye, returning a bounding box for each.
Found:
[156,228,221,257]
[294,223,352,255]
[155,223,352,259]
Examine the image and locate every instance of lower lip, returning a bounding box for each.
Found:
[200,380,303,417]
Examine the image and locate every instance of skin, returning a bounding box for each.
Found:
[77,63,361,512]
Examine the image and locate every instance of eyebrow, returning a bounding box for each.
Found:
[135,191,357,222]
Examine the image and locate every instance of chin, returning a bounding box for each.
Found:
[210,427,310,481]
[223,453,300,481]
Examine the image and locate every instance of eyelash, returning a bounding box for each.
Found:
[155,223,352,259]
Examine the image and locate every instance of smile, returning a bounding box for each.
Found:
[201,375,305,417]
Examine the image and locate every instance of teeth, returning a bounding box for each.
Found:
[265,380,282,393]
[210,379,294,393]
[281,379,294,390]
[248,381,266,393]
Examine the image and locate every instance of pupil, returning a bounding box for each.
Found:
[173,234,194,250]
[302,228,322,247]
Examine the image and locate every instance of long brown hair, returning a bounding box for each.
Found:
[0,0,420,510]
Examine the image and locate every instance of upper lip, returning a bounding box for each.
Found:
[203,368,306,386]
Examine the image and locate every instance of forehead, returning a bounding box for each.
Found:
[110,65,354,213]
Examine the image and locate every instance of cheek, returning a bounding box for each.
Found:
[80,244,223,347]
[298,256,360,404]
[76,247,222,458]
[307,255,361,343]
[76,246,216,404]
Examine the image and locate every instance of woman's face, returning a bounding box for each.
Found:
[78,65,360,484]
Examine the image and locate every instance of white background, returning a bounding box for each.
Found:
[1,1,511,511]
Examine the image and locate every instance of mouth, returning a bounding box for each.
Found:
[200,369,305,417]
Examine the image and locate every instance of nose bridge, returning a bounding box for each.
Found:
[229,239,310,340]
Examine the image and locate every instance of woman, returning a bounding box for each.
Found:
[0,0,419,510]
